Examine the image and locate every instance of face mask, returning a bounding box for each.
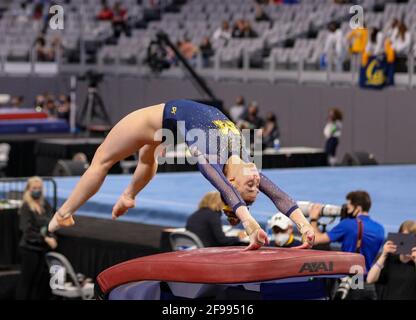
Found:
[31,190,42,200]
[347,206,357,218]
[274,233,290,247]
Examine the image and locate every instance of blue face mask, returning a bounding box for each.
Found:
[31,190,42,200]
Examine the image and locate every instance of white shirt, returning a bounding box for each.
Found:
[324,120,342,139]
[392,32,411,54]
[324,29,345,57]
[366,32,384,56]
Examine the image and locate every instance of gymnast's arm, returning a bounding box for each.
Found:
[112,144,160,219]
[259,172,315,248]
[196,158,267,250]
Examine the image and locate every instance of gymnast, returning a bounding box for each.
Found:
[48,100,315,250]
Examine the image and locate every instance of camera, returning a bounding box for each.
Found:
[77,70,104,88]
[145,32,173,73]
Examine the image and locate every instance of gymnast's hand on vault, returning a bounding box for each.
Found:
[244,228,269,251]
[112,193,135,220]
[293,227,315,249]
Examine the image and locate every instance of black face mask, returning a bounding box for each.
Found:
[31,191,42,200]
[341,204,356,220]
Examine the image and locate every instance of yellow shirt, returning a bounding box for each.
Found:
[348,28,368,54]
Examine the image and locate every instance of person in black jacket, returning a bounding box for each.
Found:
[15,177,57,300]
[186,192,246,247]
[367,220,416,300]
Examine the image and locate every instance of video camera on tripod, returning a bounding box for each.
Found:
[77,70,104,88]
[76,70,112,135]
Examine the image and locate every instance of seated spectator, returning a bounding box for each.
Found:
[10,96,24,109]
[97,0,113,21]
[33,3,44,20]
[57,94,70,121]
[255,4,271,22]
[239,102,264,130]
[212,21,232,43]
[267,213,302,248]
[112,1,130,38]
[35,36,54,62]
[261,112,280,150]
[242,20,258,38]
[34,94,46,111]
[367,220,416,300]
[229,96,246,123]
[179,38,198,66]
[44,97,57,118]
[13,1,31,24]
[232,19,246,38]
[199,37,215,67]
[186,191,245,247]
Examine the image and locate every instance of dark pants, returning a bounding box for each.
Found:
[325,137,339,157]
[15,247,51,300]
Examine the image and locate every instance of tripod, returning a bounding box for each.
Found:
[77,85,112,137]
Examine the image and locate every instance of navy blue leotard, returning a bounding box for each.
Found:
[162,99,298,216]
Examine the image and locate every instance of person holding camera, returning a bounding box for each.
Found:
[367,220,416,300]
[308,190,385,300]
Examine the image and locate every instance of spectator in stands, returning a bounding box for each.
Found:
[13,1,31,24]
[239,101,264,130]
[179,38,198,66]
[365,27,384,57]
[233,20,258,39]
[309,191,385,299]
[35,36,54,62]
[323,108,343,167]
[367,220,416,300]
[199,37,215,67]
[391,22,411,73]
[346,23,368,70]
[238,101,264,130]
[229,96,246,123]
[212,21,232,43]
[254,3,271,23]
[34,94,46,111]
[112,1,130,38]
[324,22,345,72]
[33,3,44,20]
[186,191,245,247]
[260,112,280,150]
[44,97,57,118]
[239,102,264,148]
[232,19,246,38]
[10,96,24,109]
[97,0,113,21]
[384,18,399,41]
[15,177,57,300]
[267,213,302,248]
[57,94,70,121]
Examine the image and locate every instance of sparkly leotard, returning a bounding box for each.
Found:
[162,99,298,216]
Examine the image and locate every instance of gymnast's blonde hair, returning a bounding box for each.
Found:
[198,191,224,212]
[22,176,45,215]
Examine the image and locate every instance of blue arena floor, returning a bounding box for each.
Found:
[54,165,416,234]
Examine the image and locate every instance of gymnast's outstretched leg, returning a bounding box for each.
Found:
[48,104,164,232]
